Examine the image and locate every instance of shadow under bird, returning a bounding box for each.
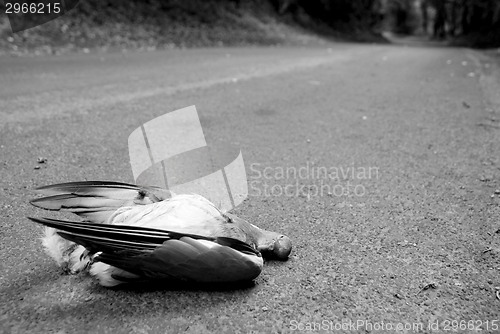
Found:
[28,181,292,287]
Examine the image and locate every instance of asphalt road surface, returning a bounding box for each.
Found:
[1,43,500,333]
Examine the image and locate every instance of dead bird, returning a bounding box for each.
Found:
[29,181,292,287]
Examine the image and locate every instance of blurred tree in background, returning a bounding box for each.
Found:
[384,0,419,34]
[420,0,500,37]
[275,0,500,46]
[274,0,385,30]
[388,0,500,45]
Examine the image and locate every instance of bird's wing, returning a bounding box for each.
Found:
[28,217,263,283]
[30,181,172,223]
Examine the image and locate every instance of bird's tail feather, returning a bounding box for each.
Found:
[40,226,91,274]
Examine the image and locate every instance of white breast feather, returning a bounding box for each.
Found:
[107,194,226,235]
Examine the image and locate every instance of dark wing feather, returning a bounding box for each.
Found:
[30,181,172,223]
[28,217,262,283]
[97,237,263,282]
[28,217,215,247]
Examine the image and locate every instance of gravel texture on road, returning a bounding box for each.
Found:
[1,44,500,333]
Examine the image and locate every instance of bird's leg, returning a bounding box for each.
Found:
[79,249,89,261]
[67,246,94,274]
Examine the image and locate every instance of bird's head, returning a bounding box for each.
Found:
[224,212,292,260]
[257,232,292,260]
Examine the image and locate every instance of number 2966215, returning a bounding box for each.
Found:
[442,320,498,331]
[5,2,61,14]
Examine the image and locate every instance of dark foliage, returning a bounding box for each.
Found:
[418,0,499,47]
[0,0,390,55]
